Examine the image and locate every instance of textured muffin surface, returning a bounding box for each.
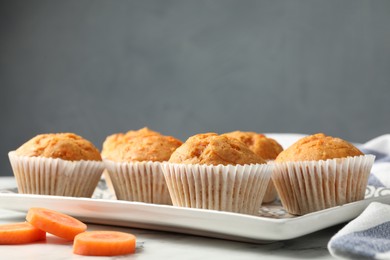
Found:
[102,128,182,162]
[15,133,102,161]
[101,127,161,159]
[275,133,363,162]
[169,133,265,165]
[123,127,161,138]
[223,131,283,160]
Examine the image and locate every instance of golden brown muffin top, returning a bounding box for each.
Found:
[169,133,266,165]
[102,128,182,162]
[123,127,161,138]
[15,133,102,161]
[101,127,161,158]
[223,131,283,160]
[275,133,363,162]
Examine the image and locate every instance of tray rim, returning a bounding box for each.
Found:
[1,192,390,243]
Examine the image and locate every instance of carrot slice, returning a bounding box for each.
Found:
[26,208,87,241]
[0,222,46,244]
[73,231,136,256]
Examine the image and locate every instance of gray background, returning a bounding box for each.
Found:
[1,0,390,176]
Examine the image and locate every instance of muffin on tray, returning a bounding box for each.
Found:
[101,127,160,159]
[273,133,375,215]
[102,127,182,204]
[223,131,283,203]
[163,133,272,215]
[222,131,283,160]
[8,133,105,197]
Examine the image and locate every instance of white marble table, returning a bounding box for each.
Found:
[0,177,339,259]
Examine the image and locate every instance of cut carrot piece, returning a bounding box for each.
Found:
[73,231,136,256]
[0,222,46,244]
[26,208,87,241]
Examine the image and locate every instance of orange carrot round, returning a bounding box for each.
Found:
[0,222,46,244]
[26,207,87,241]
[73,231,136,256]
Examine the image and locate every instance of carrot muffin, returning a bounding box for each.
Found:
[162,133,272,215]
[102,128,182,204]
[273,133,375,215]
[223,131,283,203]
[101,127,160,159]
[8,133,105,197]
[169,133,265,165]
[104,134,182,162]
[223,131,283,160]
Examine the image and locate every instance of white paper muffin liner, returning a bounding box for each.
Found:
[103,160,172,205]
[8,151,105,197]
[272,154,375,215]
[262,160,278,203]
[262,181,278,203]
[161,163,272,215]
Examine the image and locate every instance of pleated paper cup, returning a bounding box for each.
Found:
[8,151,105,197]
[262,160,278,203]
[262,181,278,203]
[161,163,272,216]
[272,154,375,215]
[103,160,172,205]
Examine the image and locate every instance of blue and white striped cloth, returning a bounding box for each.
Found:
[328,134,390,259]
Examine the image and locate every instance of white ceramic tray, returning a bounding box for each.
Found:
[1,182,390,243]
